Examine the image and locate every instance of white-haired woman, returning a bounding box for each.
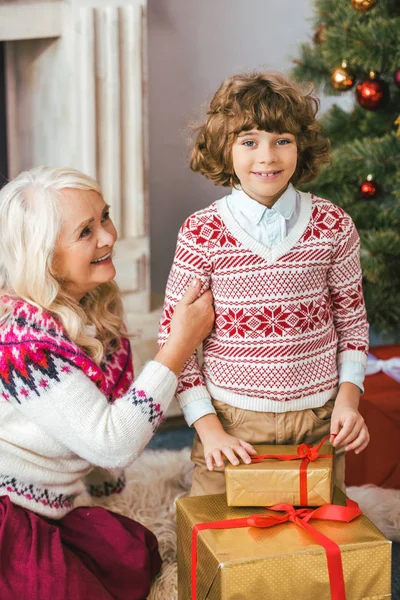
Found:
[0,166,214,600]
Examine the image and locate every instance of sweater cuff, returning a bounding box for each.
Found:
[337,350,367,367]
[176,384,212,408]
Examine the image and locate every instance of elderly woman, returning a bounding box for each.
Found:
[0,166,214,600]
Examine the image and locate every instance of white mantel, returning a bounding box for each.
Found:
[0,0,150,314]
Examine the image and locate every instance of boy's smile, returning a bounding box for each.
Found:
[251,169,283,181]
[232,129,297,207]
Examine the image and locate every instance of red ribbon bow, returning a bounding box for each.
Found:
[191,498,361,600]
[249,433,335,505]
[297,443,321,461]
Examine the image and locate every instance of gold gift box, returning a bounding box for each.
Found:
[225,442,334,507]
[176,491,391,600]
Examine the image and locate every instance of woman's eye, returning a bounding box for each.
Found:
[242,140,256,147]
[101,211,110,223]
[79,227,92,239]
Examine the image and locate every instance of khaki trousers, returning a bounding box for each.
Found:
[190,398,345,497]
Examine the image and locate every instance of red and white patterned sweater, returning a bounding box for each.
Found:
[159,191,369,414]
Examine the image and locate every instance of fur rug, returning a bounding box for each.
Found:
[77,449,400,599]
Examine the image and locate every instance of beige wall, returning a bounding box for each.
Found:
[147,0,344,294]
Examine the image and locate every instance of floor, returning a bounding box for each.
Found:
[148,424,400,599]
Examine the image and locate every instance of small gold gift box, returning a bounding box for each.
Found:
[225,440,334,507]
[176,490,391,600]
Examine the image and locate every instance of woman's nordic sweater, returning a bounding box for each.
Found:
[158,191,369,418]
[0,299,177,518]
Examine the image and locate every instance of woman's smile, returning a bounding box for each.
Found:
[91,251,113,265]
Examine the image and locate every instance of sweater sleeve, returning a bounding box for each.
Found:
[5,358,177,468]
[158,215,216,415]
[327,213,369,368]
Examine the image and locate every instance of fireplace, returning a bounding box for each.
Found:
[0,0,150,314]
[0,0,182,417]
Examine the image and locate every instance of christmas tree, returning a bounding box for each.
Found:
[292,0,400,337]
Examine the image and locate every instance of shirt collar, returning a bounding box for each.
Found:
[230,183,297,224]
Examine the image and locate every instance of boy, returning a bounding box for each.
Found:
[159,72,369,496]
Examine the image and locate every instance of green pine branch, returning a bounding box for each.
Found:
[292,0,400,334]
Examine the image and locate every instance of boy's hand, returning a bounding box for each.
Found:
[330,382,370,454]
[203,431,257,471]
[194,414,257,471]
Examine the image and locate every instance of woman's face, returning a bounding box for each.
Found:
[54,188,117,300]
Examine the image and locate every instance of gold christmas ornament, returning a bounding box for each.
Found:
[330,60,355,91]
[351,0,377,12]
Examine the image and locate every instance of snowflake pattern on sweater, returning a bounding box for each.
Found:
[159,192,369,410]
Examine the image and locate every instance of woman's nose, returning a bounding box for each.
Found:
[97,228,115,248]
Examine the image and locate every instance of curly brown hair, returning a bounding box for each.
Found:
[190,71,330,188]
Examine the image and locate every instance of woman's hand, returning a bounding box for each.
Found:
[170,278,214,353]
[155,279,214,375]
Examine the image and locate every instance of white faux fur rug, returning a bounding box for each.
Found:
[77,449,400,599]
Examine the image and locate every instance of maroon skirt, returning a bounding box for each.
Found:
[0,495,161,600]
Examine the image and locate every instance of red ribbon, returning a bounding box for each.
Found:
[249,433,334,505]
[191,498,361,600]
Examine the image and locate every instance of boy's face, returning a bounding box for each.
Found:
[231,129,297,207]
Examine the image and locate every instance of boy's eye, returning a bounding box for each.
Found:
[242,140,256,147]
[79,226,92,239]
[276,138,291,146]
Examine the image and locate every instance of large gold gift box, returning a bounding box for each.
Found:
[176,492,392,600]
[225,442,334,506]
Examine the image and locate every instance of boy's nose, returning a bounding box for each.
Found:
[257,145,278,164]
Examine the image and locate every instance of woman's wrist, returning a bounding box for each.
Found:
[154,338,189,376]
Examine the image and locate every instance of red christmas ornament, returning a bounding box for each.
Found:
[359,175,378,199]
[394,68,400,88]
[356,72,388,110]
[356,71,389,110]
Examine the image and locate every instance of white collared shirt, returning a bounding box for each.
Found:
[227,183,300,248]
